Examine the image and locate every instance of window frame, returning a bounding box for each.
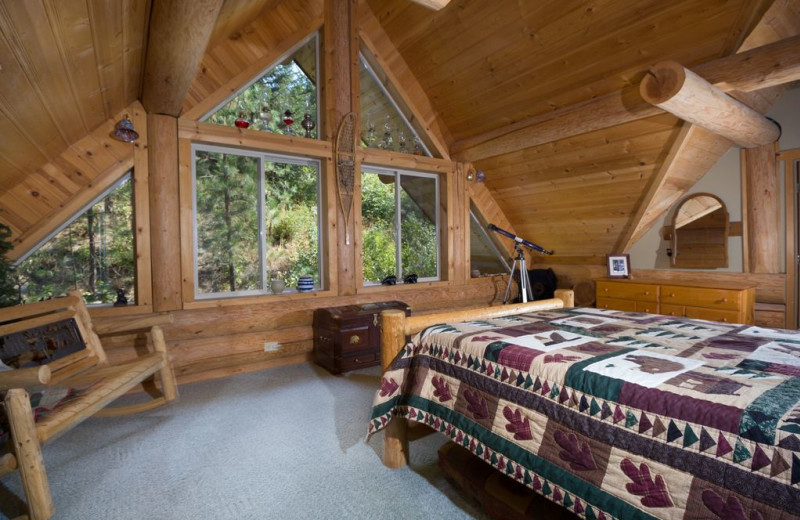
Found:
[191,143,323,300]
[200,32,320,140]
[360,164,441,285]
[469,202,511,276]
[12,171,138,307]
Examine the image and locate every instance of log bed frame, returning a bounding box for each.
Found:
[378,288,575,468]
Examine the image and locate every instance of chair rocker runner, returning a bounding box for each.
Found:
[0,291,179,520]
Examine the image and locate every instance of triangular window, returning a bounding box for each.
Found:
[204,34,319,138]
[359,52,433,157]
[469,202,510,277]
[13,174,135,305]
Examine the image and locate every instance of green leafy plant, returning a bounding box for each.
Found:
[0,223,19,307]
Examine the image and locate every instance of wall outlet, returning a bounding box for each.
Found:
[264,341,279,352]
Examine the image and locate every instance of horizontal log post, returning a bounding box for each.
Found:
[639,61,781,148]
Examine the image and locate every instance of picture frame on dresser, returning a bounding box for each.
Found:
[606,254,630,278]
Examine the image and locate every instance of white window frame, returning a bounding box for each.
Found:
[361,165,441,284]
[191,143,323,299]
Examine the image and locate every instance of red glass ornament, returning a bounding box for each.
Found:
[234,113,250,129]
[282,110,294,126]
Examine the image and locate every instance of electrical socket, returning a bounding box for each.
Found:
[264,341,279,352]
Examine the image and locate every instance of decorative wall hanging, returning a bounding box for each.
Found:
[335,112,357,245]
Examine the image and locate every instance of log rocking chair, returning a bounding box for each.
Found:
[0,291,179,520]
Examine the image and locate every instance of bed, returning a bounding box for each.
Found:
[368,292,800,520]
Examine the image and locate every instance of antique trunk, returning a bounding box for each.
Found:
[313,301,410,374]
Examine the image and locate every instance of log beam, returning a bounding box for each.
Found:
[324,0,359,296]
[743,143,780,273]
[639,61,780,148]
[148,114,182,311]
[454,34,800,162]
[141,0,224,116]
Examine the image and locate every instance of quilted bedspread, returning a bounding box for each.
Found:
[369,307,800,520]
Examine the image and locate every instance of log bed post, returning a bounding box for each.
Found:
[379,289,574,468]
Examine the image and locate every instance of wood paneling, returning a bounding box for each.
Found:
[0,0,147,200]
[181,0,325,120]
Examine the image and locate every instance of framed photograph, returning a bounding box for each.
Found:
[606,254,631,279]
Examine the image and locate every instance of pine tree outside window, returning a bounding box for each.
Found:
[204,34,318,138]
[192,144,321,298]
[13,174,135,305]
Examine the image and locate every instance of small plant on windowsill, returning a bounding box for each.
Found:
[269,271,287,294]
[267,249,291,294]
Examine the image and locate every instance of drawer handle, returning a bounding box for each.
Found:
[373,313,378,326]
[644,291,650,295]
[603,288,608,292]
[349,335,361,345]
[669,293,675,298]
[721,298,728,303]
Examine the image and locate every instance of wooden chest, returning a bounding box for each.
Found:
[313,301,411,374]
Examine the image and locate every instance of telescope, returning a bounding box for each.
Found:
[488,224,554,255]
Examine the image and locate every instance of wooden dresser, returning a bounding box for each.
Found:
[595,278,756,325]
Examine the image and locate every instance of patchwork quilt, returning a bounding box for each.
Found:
[369,307,800,520]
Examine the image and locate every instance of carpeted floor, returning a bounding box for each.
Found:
[0,363,491,519]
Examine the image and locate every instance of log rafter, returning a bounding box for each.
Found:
[452,33,800,164]
[141,0,224,116]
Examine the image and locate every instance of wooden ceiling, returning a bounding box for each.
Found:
[1,0,799,263]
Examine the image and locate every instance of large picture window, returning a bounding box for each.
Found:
[192,145,321,298]
[361,166,440,284]
[14,174,135,305]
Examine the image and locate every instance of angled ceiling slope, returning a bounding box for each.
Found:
[368,0,797,263]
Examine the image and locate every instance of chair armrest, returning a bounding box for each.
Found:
[93,313,173,336]
[0,365,51,390]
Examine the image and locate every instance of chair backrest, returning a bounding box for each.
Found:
[0,291,107,378]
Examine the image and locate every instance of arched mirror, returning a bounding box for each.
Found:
[671,193,729,268]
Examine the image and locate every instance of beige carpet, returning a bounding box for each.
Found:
[1,362,490,519]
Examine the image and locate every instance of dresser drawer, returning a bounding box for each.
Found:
[596,281,658,302]
[660,285,741,310]
[684,306,742,324]
[596,296,637,312]
[660,303,685,317]
[339,352,380,371]
[635,301,659,314]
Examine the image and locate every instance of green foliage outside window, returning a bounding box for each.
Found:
[0,224,18,307]
[361,170,438,283]
[14,177,135,305]
[194,147,320,296]
[205,36,317,137]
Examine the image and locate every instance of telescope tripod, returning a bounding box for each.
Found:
[503,244,534,304]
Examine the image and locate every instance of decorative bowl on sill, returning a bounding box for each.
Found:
[297,275,314,292]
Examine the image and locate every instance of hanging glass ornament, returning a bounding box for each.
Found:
[301,113,316,138]
[365,116,377,145]
[234,112,250,129]
[282,110,294,135]
[398,130,407,153]
[413,137,423,155]
[380,114,393,150]
[258,106,272,129]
